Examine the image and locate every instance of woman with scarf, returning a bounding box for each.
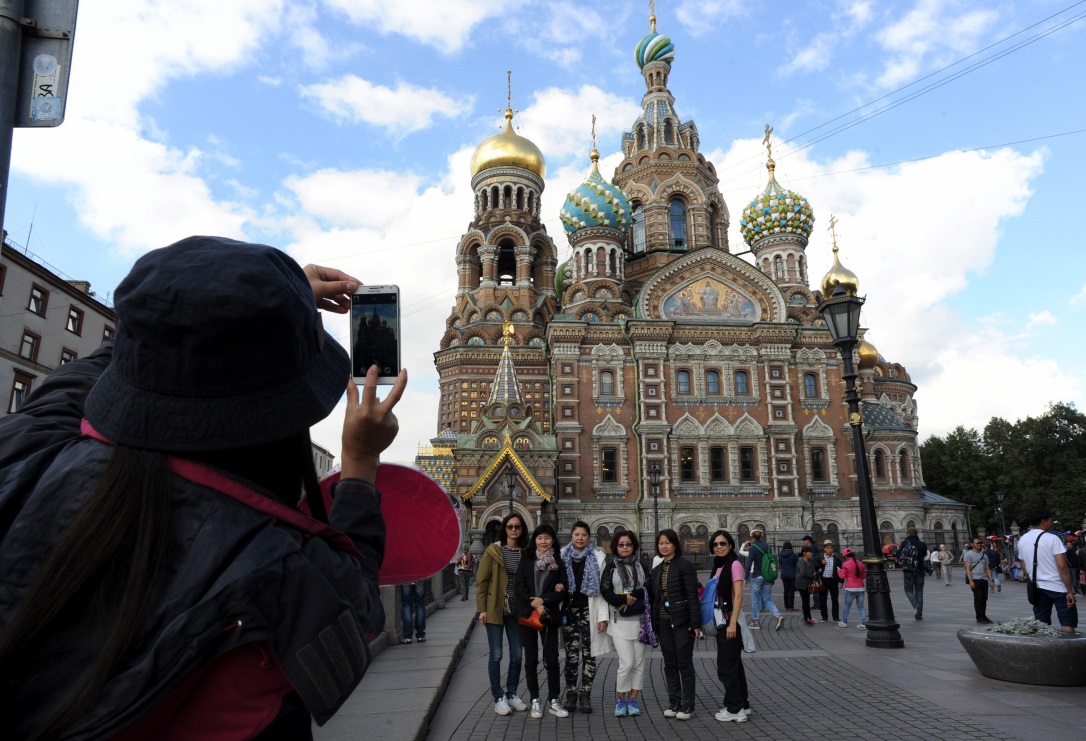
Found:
[559,521,610,713]
[600,530,648,717]
[515,524,569,719]
[710,529,750,723]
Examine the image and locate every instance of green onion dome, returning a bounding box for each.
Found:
[560,150,631,235]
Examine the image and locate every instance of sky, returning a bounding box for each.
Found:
[4,0,1085,465]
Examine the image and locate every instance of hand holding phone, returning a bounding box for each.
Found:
[351,285,401,385]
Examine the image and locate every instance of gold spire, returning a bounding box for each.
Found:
[819,214,860,296]
[650,0,657,31]
[589,114,600,174]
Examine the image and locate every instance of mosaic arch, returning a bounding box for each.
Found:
[661,276,758,322]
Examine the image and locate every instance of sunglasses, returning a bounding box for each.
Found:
[712,541,729,547]
[617,542,633,548]
[507,524,523,530]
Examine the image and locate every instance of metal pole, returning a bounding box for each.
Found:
[839,341,903,648]
[0,0,27,234]
[652,483,659,537]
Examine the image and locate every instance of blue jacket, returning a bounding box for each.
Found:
[0,346,384,736]
[778,548,799,579]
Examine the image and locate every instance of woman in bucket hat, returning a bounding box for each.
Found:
[0,237,407,739]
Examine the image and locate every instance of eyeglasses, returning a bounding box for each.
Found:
[712,541,729,547]
[617,542,633,549]
[506,524,522,530]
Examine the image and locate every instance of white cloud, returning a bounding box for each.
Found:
[1069,283,1086,307]
[1025,310,1057,331]
[323,0,503,54]
[517,86,643,163]
[780,0,876,76]
[299,75,473,135]
[675,0,748,36]
[285,169,424,228]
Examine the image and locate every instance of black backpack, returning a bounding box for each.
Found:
[897,539,921,571]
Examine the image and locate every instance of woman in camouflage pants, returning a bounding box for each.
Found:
[560,522,611,713]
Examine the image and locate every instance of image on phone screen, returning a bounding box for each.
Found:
[351,290,400,382]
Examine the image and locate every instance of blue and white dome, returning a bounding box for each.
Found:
[560,150,631,235]
[635,31,675,69]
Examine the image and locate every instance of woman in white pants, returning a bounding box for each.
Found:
[599,531,645,717]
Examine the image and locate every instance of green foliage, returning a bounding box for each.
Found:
[920,403,1086,535]
[990,618,1063,637]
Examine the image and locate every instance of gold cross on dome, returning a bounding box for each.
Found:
[506,70,512,109]
[763,123,774,160]
[649,0,657,31]
[828,214,840,249]
[591,114,597,150]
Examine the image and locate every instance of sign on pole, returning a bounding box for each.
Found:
[14,0,78,128]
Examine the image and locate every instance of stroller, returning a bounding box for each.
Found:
[882,543,900,570]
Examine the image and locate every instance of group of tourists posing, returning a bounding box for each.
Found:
[475,515,751,723]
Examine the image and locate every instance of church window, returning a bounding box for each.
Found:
[601,447,618,483]
[664,121,673,144]
[669,198,687,248]
[680,447,696,481]
[710,447,727,481]
[709,203,721,247]
[899,453,910,483]
[632,204,646,253]
[638,126,647,149]
[706,370,720,395]
[805,373,818,398]
[600,370,615,396]
[497,239,516,284]
[798,255,806,282]
[811,448,827,482]
[734,370,749,395]
[609,249,617,275]
[503,185,512,208]
[677,370,691,395]
[874,449,886,481]
[740,447,757,482]
[774,256,784,279]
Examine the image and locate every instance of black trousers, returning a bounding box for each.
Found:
[782,578,796,609]
[521,624,561,702]
[658,624,696,708]
[971,579,990,621]
[799,588,812,620]
[819,579,840,622]
[715,626,748,713]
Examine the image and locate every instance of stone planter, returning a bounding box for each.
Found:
[957,627,1086,686]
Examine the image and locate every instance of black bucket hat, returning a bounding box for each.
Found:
[85,236,350,452]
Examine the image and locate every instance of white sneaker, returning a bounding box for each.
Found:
[858,623,868,630]
[837,621,847,628]
[507,695,528,712]
[494,697,511,716]
[663,706,678,718]
[715,708,748,723]
[741,707,752,718]
[548,699,569,718]
[676,706,694,721]
[530,699,543,719]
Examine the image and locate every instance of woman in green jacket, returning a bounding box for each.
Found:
[476,512,529,715]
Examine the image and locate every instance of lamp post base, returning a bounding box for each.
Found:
[863,558,904,648]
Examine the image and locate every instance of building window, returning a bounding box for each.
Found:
[669,198,687,248]
[663,120,674,143]
[680,446,696,481]
[599,370,615,396]
[601,447,618,483]
[811,448,827,482]
[805,373,818,398]
[774,256,784,279]
[28,285,49,316]
[710,447,726,481]
[60,348,77,365]
[632,204,646,253]
[9,372,33,413]
[734,370,749,395]
[706,370,720,395]
[66,306,84,335]
[0,263,6,294]
[677,370,691,395]
[874,449,886,480]
[20,331,41,361]
[740,447,757,482]
[899,453,909,483]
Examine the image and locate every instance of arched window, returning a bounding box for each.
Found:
[669,198,688,248]
[899,452,909,483]
[638,126,647,149]
[734,370,749,395]
[677,370,691,395]
[798,255,806,282]
[804,373,818,398]
[709,203,721,247]
[503,185,512,208]
[583,248,593,277]
[609,249,617,275]
[874,449,886,480]
[811,448,826,481]
[497,239,517,285]
[934,521,945,546]
[774,256,784,279]
[740,447,757,481]
[632,204,646,253]
[664,120,673,144]
[600,370,615,396]
[706,370,720,395]
[680,447,696,481]
[880,521,895,545]
[596,526,611,548]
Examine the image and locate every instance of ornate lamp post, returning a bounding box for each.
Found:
[649,463,662,538]
[816,222,903,649]
[504,468,517,517]
[996,490,1008,538]
[808,491,817,534]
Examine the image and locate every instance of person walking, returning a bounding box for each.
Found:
[929,547,942,580]
[801,535,822,614]
[837,548,867,629]
[744,529,784,631]
[1018,508,1078,631]
[516,524,570,719]
[779,541,800,612]
[794,546,818,624]
[815,540,842,624]
[710,530,751,723]
[899,527,928,620]
[455,549,473,601]
[650,529,701,721]
[476,512,530,716]
[963,537,994,624]
[560,521,610,713]
[600,531,648,717]
[400,580,427,643]
[936,544,953,585]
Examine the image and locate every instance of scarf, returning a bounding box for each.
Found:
[615,553,644,592]
[712,551,737,580]
[561,541,601,595]
[535,548,558,571]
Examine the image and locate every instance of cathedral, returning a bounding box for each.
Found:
[418,9,968,558]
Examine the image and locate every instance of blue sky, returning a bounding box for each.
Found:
[5,0,1085,463]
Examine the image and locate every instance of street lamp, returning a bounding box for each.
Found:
[649,463,662,538]
[504,468,517,517]
[808,491,817,534]
[817,249,903,649]
[996,491,1007,539]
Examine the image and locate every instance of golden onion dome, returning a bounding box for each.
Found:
[857,340,879,370]
[820,242,860,297]
[470,108,546,179]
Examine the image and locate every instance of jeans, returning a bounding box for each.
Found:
[841,589,866,625]
[715,625,749,714]
[659,624,696,709]
[903,570,925,614]
[1033,587,1079,628]
[401,582,426,640]
[522,624,561,702]
[486,617,523,701]
[749,576,781,622]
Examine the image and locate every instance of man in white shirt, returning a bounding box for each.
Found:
[1018,508,1078,632]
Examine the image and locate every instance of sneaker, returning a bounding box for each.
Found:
[417,637,426,642]
[614,698,627,717]
[837,621,847,628]
[400,638,412,644]
[749,620,761,630]
[663,702,680,718]
[914,606,921,619]
[714,708,748,723]
[858,623,867,630]
[507,695,528,712]
[494,697,511,716]
[627,698,641,716]
[774,614,784,631]
[978,618,994,625]
[741,707,752,719]
[804,618,818,625]
[676,705,695,721]
[548,699,569,718]
[530,699,543,719]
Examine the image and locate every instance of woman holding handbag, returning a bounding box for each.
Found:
[515,524,570,720]
[476,512,530,716]
[795,546,819,624]
[600,531,648,717]
[710,530,751,723]
[650,529,701,720]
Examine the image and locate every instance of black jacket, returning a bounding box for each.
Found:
[649,556,701,629]
[514,551,568,622]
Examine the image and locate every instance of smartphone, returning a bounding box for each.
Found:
[350,285,401,385]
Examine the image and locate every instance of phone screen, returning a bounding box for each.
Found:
[350,288,400,383]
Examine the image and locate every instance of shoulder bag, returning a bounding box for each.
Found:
[1026,533,1044,606]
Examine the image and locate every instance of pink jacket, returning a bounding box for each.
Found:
[837,558,866,588]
